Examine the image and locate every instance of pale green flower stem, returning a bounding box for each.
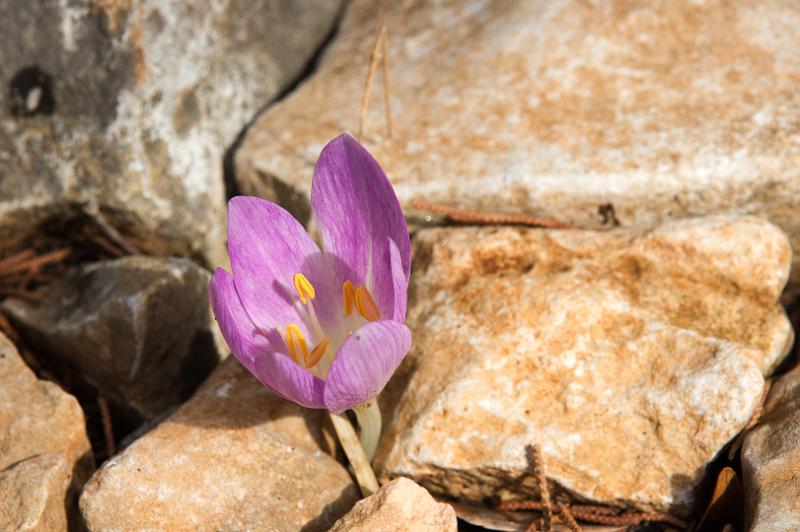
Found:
[352,400,381,461]
[328,400,382,497]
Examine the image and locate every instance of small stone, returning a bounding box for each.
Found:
[3,256,224,419]
[742,363,800,530]
[79,356,358,531]
[235,0,800,287]
[0,0,344,267]
[329,477,457,532]
[0,454,72,531]
[376,216,791,516]
[0,332,92,529]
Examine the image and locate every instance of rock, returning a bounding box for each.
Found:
[80,356,358,531]
[0,454,73,531]
[235,0,800,287]
[742,363,800,530]
[3,256,223,419]
[329,477,457,532]
[375,216,791,516]
[0,332,92,529]
[0,0,344,267]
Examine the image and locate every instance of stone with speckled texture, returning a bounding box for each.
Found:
[235,0,800,290]
[79,356,358,531]
[374,216,792,517]
[0,0,343,268]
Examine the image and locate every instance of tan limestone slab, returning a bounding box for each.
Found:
[375,216,792,516]
[330,477,457,532]
[235,0,800,286]
[0,454,73,532]
[742,363,800,531]
[79,356,358,531]
[0,332,92,530]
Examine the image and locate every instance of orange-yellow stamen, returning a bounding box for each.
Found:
[355,285,381,322]
[342,280,357,316]
[293,273,316,305]
[286,323,308,365]
[306,338,330,368]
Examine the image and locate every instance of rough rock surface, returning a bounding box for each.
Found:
[0,0,344,267]
[742,363,800,530]
[329,477,457,532]
[235,0,800,285]
[3,256,223,419]
[0,454,73,531]
[375,216,792,516]
[80,356,358,531]
[0,332,92,529]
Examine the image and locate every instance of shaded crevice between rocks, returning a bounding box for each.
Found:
[221,0,350,203]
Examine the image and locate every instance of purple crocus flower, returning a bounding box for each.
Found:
[209,134,412,414]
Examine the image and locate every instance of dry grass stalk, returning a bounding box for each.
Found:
[358,11,392,140]
[411,198,573,229]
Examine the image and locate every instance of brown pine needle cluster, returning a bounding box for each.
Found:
[411,198,573,229]
[497,443,689,530]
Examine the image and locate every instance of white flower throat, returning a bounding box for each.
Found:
[279,273,380,377]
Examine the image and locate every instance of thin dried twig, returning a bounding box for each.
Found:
[556,503,581,532]
[97,396,115,457]
[497,500,687,528]
[411,198,573,229]
[82,203,140,256]
[531,444,553,531]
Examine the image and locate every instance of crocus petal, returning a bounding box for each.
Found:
[311,134,411,322]
[227,196,321,331]
[323,320,412,413]
[208,267,268,375]
[252,349,326,410]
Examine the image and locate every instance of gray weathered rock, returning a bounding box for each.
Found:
[0,0,344,267]
[3,256,223,419]
[329,477,457,532]
[80,356,358,531]
[742,363,800,531]
[0,454,73,532]
[235,0,800,287]
[0,332,92,530]
[375,216,791,516]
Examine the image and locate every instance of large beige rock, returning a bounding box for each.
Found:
[0,0,344,267]
[235,0,800,286]
[0,332,92,529]
[742,363,800,531]
[375,216,792,516]
[330,477,457,532]
[0,454,73,531]
[80,356,358,531]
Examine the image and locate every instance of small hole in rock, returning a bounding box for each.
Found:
[8,66,55,117]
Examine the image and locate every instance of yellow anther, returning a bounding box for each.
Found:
[285,323,308,365]
[306,338,330,368]
[355,285,381,322]
[342,280,357,316]
[293,273,316,305]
